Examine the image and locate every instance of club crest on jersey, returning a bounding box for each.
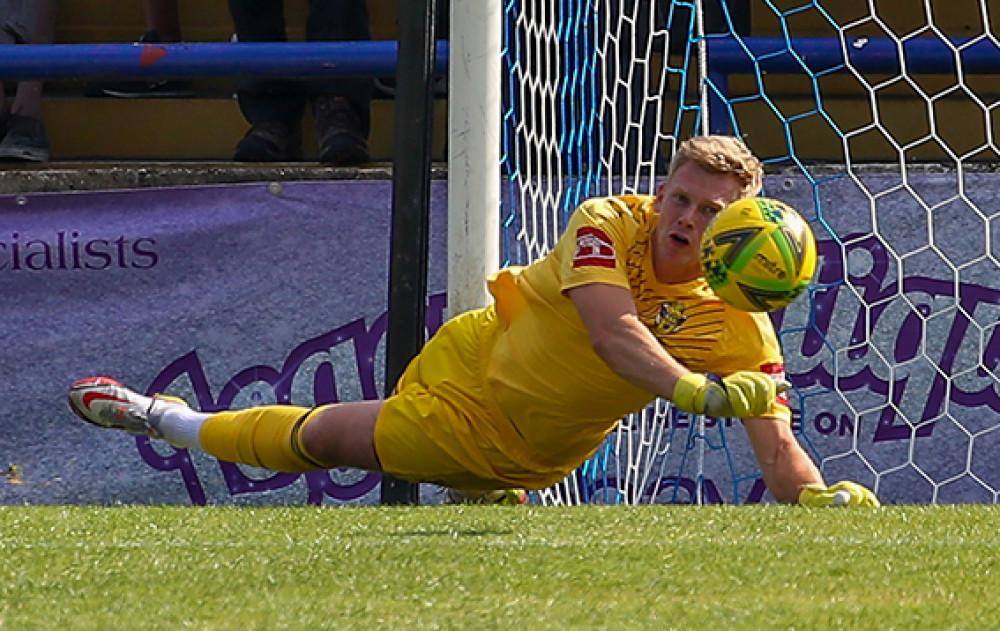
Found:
[654,301,688,336]
[573,226,616,268]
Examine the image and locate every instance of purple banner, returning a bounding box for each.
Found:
[1,180,446,505]
[4,174,1000,505]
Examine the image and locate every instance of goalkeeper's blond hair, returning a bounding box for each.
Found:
[669,135,763,198]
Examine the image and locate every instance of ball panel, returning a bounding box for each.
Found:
[734,282,799,313]
[726,228,772,274]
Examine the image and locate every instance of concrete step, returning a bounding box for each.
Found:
[37,91,446,162]
[57,0,402,44]
[0,162,451,195]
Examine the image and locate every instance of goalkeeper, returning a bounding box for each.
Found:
[67,134,877,507]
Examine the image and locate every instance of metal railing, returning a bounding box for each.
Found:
[0,41,448,81]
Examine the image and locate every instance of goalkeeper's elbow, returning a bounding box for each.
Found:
[798,481,880,507]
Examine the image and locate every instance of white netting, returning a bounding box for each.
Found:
[500,0,1000,504]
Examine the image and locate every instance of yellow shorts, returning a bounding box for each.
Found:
[373,305,576,491]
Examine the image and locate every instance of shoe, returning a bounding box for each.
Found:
[444,489,529,505]
[313,96,369,166]
[0,114,50,162]
[84,78,194,99]
[83,32,194,99]
[233,120,303,162]
[67,376,187,438]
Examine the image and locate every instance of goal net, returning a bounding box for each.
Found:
[498,0,1000,504]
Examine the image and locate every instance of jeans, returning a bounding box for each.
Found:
[228,0,373,132]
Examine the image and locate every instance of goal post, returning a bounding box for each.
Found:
[450,0,1000,505]
[446,0,502,319]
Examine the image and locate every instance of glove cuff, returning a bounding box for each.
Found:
[672,373,707,413]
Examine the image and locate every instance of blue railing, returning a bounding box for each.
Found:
[706,36,1000,75]
[0,41,449,81]
[1,36,988,84]
[704,36,1000,133]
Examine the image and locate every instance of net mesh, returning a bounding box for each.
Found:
[500,0,1000,504]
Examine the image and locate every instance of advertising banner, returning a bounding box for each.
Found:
[1,180,446,505]
[3,174,998,505]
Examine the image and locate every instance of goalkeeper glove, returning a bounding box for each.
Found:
[798,481,880,507]
[671,371,785,418]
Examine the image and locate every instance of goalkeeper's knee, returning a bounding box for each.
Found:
[798,481,880,507]
[199,406,329,472]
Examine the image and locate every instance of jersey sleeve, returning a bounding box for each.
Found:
[711,310,792,423]
[555,197,636,293]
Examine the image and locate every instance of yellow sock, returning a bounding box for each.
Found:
[199,405,328,472]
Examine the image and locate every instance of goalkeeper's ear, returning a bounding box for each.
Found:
[798,481,880,507]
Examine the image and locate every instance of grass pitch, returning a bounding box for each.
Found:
[2,505,999,630]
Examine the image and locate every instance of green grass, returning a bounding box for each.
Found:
[2,505,1000,630]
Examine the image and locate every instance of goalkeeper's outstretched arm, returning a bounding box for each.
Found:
[568,283,779,417]
[568,283,879,506]
[742,415,879,506]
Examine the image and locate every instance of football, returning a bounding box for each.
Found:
[699,197,817,312]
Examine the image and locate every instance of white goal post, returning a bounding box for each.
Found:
[446,0,501,319]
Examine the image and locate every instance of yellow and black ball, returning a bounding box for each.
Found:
[700,197,817,313]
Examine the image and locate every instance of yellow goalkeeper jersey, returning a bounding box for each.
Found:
[484,194,790,462]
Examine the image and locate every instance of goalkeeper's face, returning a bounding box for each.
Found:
[652,162,744,283]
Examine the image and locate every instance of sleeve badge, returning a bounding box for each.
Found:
[573,226,617,268]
